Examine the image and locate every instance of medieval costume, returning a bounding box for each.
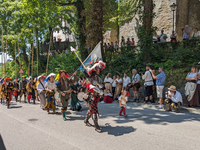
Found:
[26,77,36,104]
[102,92,114,103]
[70,82,82,111]
[19,76,27,103]
[119,91,129,117]
[0,78,5,104]
[56,70,76,120]
[44,73,57,114]
[13,78,20,102]
[37,75,47,110]
[1,77,14,108]
[83,61,106,133]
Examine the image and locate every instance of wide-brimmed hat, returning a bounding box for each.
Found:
[5,77,12,80]
[59,70,67,75]
[38,75,46,80]
[168,85,176,91]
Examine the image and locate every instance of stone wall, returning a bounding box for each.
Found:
[104,0,176,45]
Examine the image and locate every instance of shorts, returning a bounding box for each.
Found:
[132,85,139,91]
[156,85,164,98]
[144,86,153,97]
[165,98,181,108]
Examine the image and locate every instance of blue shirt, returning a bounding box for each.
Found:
[156,72,166,85]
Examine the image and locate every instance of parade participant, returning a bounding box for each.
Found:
[13,78,20,102]
[70,79,82,111]
[1,77,14,108]
[83,61,106,133]
[119,90,129,117]
[56,70,77,121]
[0,78,5,104]
[37,75,47,110]
[114,74,122,100]
[165,85,182,112]
[19,76,27,103]
[26,77,36,104]
[44,73,57,114]
[104,73,113,94]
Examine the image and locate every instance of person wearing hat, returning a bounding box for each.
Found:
[57,70,77,120]
[26,77,36,104]
[13,78,20,102]
[19,76,28,103]
[1,77,14,108]
[44,73,57,114]
[165,85,183,112]
[37,75,47,110]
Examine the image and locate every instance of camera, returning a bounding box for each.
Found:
[140,72,145,75]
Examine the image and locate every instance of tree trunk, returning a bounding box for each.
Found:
[22,47,29,69]
[143,0,153,35]
[76,0,88,60]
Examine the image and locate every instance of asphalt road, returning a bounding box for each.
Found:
[0,99,200,150]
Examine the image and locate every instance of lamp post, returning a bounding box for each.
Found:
[170,3,178,32]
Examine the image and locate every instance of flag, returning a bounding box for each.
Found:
[78,41,102,71]
[70,46,77,52]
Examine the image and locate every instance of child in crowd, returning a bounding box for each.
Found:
[101,89,114,103]
[119,90,129,117]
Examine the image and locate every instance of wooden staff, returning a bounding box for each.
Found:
[46,32,52,76]
[28,47,30,77]
[15,40,17,78]
[31,29,34,77]
[1,26,4,77]
[121,79,124,93]
[71,47,86,69]
[36,37,39,76]
[17,34,21,69]
[5,32,7,77]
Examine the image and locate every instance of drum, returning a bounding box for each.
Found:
[77,92,85,102]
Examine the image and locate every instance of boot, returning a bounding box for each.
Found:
[24,96,27,103]
[33,99,35,104]
[6,101,9,109]
[19,97,22,103]
[94,120,101,133]
[47,108,49,114]
[62,111,66,121]
[84,113,92,127]
[15,96,18,102]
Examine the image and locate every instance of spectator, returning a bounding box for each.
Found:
[142,65,154,104]
[53,37,56,42]
[126,38,131,46]
[152,67,166,109]
[159,29,168,43]
[130,38,135,46]
[104,73,113,94]
[121,36,125,42]
[132,69,140,102]
[65,49,69,53]
[107,43,110,49]
[153,32,159,43]
[191,28,200,39]
[121,39,126,47]
[110,42,114,48]
[165,85,182,112]
[112,75,117,96]
[103,43,107,50]
[183,25,191,40]
[58,50,61,54]
[114,41,119,51]
[114,74,123,100]
[101,89,114,104]
[185,66,199,107]
[123,73,131,90]
[170,31,177,42]
[54,50,57,55]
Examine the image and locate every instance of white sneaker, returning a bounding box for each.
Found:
[100,101,105,104]
[158,105,163,109]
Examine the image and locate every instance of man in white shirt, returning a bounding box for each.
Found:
[123,73,131,89]
[37,75,47,110]
[142,65,154,104]
[165,85,182,112]
[160,29,168,43]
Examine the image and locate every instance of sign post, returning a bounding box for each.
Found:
[18,69,24,77]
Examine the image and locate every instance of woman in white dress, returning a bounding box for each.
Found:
[104,73,113,94]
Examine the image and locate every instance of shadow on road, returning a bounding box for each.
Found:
[102,123,136,136]
[0,134,6,150]
[10,106,22,109]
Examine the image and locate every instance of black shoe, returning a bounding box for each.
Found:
[133,99,136,102]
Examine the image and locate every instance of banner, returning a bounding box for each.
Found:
[78,41,102,71]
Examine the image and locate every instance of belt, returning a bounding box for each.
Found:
[187,80,196,83]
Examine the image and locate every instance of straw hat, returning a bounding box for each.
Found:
[59,70,67,75]
[168,85,176,91]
